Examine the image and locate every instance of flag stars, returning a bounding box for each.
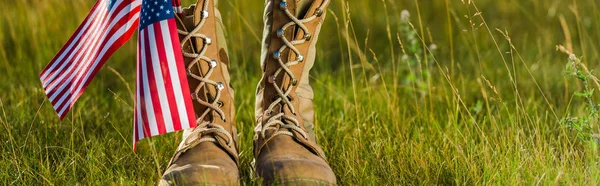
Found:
[140,0,175,28]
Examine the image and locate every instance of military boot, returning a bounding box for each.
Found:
[160,0,239,185]
[254,0,336,185]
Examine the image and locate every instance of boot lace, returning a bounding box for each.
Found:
[261,0,328,140]
[176,1,233,150]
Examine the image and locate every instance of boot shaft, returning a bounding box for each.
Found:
[170,0,238,165]
[178,0,235,132]
[255,0,330,158]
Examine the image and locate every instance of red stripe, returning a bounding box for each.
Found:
[40,0,103,78]
[134,31,142,143]
[168,19,197,128]
[171,0,181,7]
[153,22,182,131]
[140,72,152,139]
[134,105,139,141]
[54,92,72,118]
[144,28,167,135]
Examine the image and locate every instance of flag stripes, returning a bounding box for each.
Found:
[134,0,196,145]
[40,0,142,119]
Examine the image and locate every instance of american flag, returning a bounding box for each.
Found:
[134,0,196,145]
[40,0,142,119]
[39,0,197,148]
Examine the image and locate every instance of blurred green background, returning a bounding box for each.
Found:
[2,0,600,185]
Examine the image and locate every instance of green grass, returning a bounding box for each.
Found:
[2,0,600,185]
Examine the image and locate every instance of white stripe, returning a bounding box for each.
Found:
[57,13,140,116]
[41,0,107,80]
[148,25,175,133]
[54,8,141,115]
[140,30,160,136]
[174,6,183,13]
[136,41,145,140]
[160,21,190,129]
[46,0,138,96]
[43,4,110,90]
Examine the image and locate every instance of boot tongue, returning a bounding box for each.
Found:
[295,0,314,18]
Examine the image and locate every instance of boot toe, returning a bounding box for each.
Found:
[160,163,238,186]
[160,143,239,186]
[257,156,337,185]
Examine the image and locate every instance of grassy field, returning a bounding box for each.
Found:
[2,0,600,185]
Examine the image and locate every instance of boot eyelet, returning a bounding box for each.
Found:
[268,75,276,84]
[297,54,304,62]
[209,60,218,68]
[291,78,298,86]
[315,9,323,17]
[277,29,285,37]
[279,1,287,9]
[205,37,212,45]
[273,51,281,59]
[217,101,224,107]
[191,93,199,100]
[186,69,193,76]
[216,82,225,91]
[201,10,209,19]
[304,33,312,41]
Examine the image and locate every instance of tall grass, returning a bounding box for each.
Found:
[1,0,600,184]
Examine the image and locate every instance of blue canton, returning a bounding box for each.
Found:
[139,0,174,29]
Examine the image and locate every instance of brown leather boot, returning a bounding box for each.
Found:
[254,0,336,185]
[159,0,239,185]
